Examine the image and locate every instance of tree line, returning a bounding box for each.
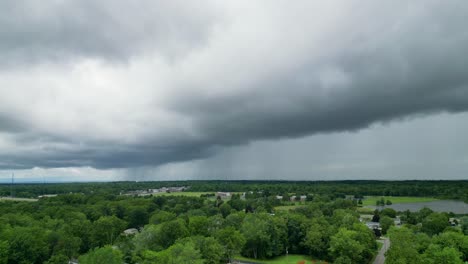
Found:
[0,191,378,263]
[0,181,466,263]
[1,180,468,202]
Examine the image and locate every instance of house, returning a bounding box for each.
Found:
[123,228,139,236]
[276,195,283,200]
[300,195,307,201]
[121,186,189,196]
[37,194,58,198]
[217,192,231,198]
[365,222,381,230]
[449,218,459,226]
[394,216,402,226]
[290,196,297,202]
[365,222,382,237]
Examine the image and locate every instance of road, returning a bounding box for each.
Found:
[373,238,390,264]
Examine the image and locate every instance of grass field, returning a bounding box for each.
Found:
[362,196,438,206]
[357,207,375,214]
[235,254,326,264]
[274,205,306,211]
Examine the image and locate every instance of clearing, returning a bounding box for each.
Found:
[235,254,326,264]
[362,196,438,206]
[0,197,38,202]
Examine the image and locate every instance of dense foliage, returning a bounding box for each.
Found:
[0,180,466,263]
[1,180,468,202]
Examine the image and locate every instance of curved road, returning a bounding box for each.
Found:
[373,238,390,264]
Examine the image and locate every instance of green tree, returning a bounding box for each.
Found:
[285,214,310,254]
[126,207,149,228]
[0,240,8,264]
[44,254,69,264]
[241,213,284,259]
[7,227,49,264]
[78,246,123,264]
[372,209,380,222]
[386,227,424,264]
[149,211,176,225]
[334,256,353,264]
[460,216,468,235]
[159,218,189,248]
[414,232,431,253]
[220,203,232,218]
[418,207,434,222]
[351,223,377,260]
[167,242,203,264]
[141,241,204,264]
[302,217,331,258]
[329,228,365,263]
[432,231,468,260]
[227,194,246,211]
[179,236,225,264]
[53,233,81,260]
[421,244,463,264]
[133,224,163,252]
[215,227,246,262]
[91,215,127,247]
[61,212,93,253]
[332,209,359,229]
[380,208,396,218]
[422,212,449,236]
[224,212,245,229]
[188,216,210,237]
[379,216,394,235]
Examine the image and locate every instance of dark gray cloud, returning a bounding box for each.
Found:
[0,0,219,66]
[147,112,468,181]
[0,114,26,132]
[1,1,468,180]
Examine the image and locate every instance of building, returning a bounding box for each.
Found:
[365,222,382,237]
[216,192,231,198]
[37,194,58,198]
[123,228,139,236]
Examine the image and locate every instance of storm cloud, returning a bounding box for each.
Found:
[1,1,468,180]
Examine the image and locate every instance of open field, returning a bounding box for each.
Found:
[274,205,306,211]
[362,196,438,206]
[235,254,326,264]
[0,197,38,202]
[357,207,376,214]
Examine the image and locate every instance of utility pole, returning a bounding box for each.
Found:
[42,175,46,196]
[10,172,15,198]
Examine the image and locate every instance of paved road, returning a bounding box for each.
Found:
[373,238,390,264]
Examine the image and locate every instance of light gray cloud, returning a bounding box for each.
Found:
[0,1,468,180]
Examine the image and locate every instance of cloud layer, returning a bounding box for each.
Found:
[1,1,468,179]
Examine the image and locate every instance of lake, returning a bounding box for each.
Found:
[366,200,468,214]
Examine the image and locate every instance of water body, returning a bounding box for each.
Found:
[367,200,468,214]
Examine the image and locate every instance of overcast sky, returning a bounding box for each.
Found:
[1,1,468,182]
